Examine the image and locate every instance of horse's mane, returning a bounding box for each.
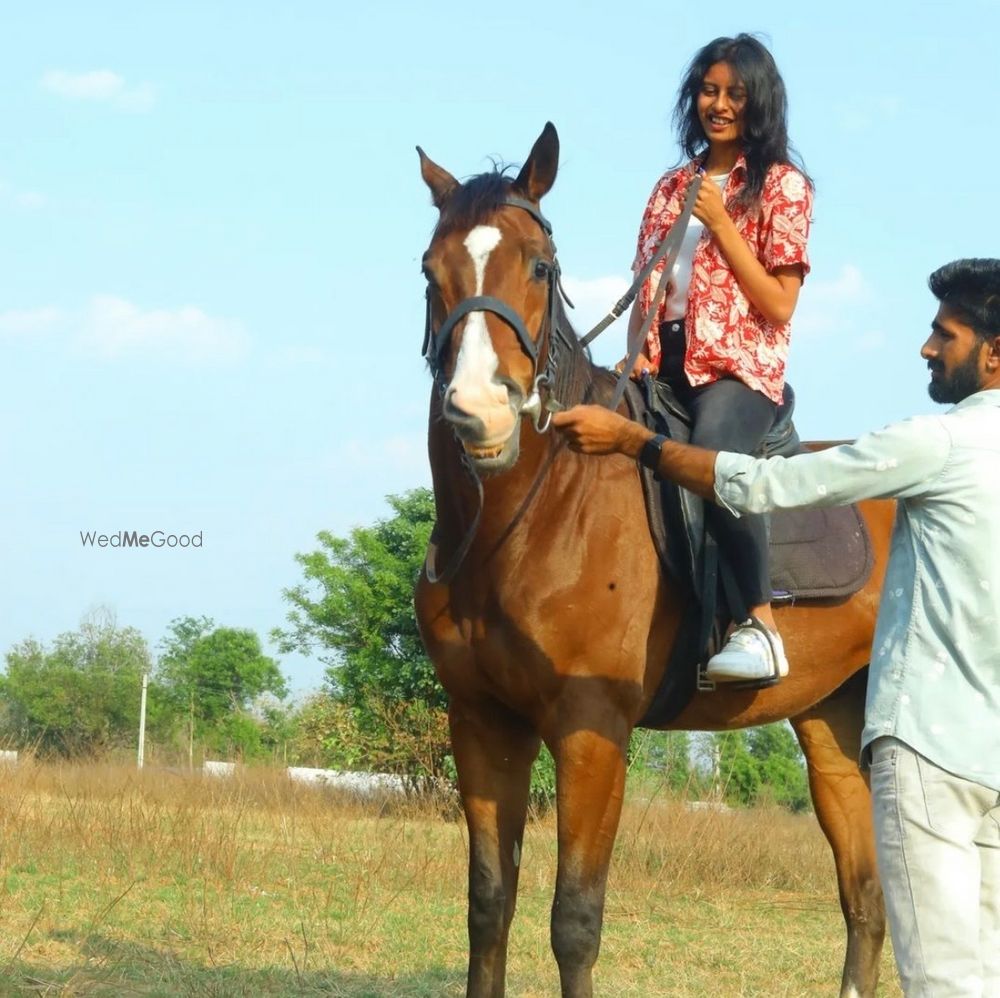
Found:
[434,168,515,239]
[552,298,616,409]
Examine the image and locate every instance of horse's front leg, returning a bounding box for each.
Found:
[792,672,886,998]
[450,697,539,998]
[548,699,631,998]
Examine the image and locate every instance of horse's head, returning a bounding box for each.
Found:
[418,123,561,474]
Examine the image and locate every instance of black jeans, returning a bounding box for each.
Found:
[658,321,777,609]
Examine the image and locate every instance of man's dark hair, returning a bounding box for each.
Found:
[673,33,811,206]
[929,259,1000,341]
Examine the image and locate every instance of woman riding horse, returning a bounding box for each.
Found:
[625,34,813,685]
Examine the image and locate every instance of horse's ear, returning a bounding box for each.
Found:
[417,146,459,210]
[512,122,559,202]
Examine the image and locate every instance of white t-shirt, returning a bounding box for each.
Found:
[662,171,729,322]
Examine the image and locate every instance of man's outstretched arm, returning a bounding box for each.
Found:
[552,403,950,513]
[550,405,719,500]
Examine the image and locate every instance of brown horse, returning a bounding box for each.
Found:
[414,122,894,998]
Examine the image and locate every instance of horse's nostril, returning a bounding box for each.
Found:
[446,382,511,423]
[443,389,468,420]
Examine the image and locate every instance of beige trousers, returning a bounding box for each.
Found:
[870,737,1000,997]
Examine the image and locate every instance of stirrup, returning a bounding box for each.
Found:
[700,617,788,691]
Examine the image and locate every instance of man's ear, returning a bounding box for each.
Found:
[987,335,1000,372]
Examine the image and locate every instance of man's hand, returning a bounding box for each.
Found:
[552,403,719,500]
[551,405,652,457]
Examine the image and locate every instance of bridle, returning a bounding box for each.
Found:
[421,194,579,586]
[420,175,702,584]
[421,195,575,433]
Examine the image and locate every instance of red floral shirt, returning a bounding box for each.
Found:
[633,155,813,404]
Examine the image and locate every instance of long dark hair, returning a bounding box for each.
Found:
[673,34,810,206]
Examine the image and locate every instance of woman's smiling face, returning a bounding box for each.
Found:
[697,61,747,147]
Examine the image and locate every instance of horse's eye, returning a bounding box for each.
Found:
[533,260,551,280]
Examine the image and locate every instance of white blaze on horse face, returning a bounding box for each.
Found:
[447,225,514,443]
[454,225,502,387]
[465,224,502,294]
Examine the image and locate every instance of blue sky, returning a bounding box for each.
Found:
[1,1,997,694]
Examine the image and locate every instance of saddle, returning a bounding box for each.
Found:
[625,377,874,726]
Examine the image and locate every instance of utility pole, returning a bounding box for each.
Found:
[137,672,149,769]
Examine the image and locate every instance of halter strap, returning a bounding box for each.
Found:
[431,295,539,369]
[504,196,553,236]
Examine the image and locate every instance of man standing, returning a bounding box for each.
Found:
[553,259,1000,996]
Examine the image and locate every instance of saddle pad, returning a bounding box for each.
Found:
[770,505,873,600]
[625,379,874,602]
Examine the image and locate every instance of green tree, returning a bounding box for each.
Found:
[0,611,152,757]
[629,730,692,793]
[713,730,761,806]
[289,691,452,778]
[157,617,287,761]
[273,490,454,780]
[747,723,810,812]
[699,724,810,811]
[273,489,439,708]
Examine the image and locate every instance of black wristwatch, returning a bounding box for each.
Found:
[638,433,667,472]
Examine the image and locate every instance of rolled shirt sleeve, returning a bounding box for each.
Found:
[714,415,952,516]
[760,167,813,278]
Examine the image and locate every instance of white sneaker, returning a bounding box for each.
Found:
[705,619,789,683]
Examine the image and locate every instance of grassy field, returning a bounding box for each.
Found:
[0,761,903,996]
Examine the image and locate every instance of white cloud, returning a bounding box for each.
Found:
[560,274,632,367]
[0,179,46,210]
[0,306,64,336]
[14,191,46,209]
[41,69,155,112]
[561,275,631,330]
[80,295,246,364]
[794,264,871,338]
[42,69,122,100]
[559,266,883,365]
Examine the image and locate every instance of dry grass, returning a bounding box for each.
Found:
[0,760,903,996]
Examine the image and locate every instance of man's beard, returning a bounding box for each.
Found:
[928,344,984,404]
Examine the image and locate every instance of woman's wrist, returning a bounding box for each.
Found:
[708,210,738,242]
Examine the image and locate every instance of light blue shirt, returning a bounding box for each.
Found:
[714,390,1000,790]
